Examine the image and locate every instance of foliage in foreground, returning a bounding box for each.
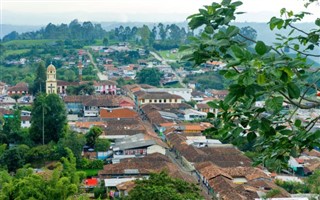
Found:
[184,0,320,170]
[0,148,86,200]
[125,171,202,200]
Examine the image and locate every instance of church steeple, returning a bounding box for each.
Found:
[46,64,57,94]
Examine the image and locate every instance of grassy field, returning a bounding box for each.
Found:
[3,49,30,57]
[3,39,57,47]
[77,169,101,177]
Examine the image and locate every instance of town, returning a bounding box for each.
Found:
[1,0,320,199]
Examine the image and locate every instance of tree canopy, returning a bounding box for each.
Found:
[30,93,67,144]
[126,171,202,200]
[136,68,163,86]
[183,0,320,169]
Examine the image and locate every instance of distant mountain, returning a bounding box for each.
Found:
[0,24,43,38]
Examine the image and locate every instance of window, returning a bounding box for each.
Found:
[159,100,162,103]
[164,99,167,103]
[175,99,178,103]
[141,99,145,103]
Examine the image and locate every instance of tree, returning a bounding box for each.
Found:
[184,0,320,169]
[57,131,86,163]
[138,25,151,46]
[235,26,257,46]
[103,37,109,46]
[95,139,111,152]
[126,171,201,200]
[85,126,103,148]
[63,70,76,82]
[30,94,67,144]
[136,68,163,86]
[32,62,47,95]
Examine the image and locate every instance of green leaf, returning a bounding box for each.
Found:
[316,18,320,26]
[265,96,284,113]
[294,119,302,127]
[224,70,238,79]
[179,45,190,52]
[255,41,268,55]
[287,82,300,99]
[230,1,243,7]
[205,25,214,34]
[225,60,241,68]
[221,0,231,6]
[226,26,240,37]
[230,45,244,58]
[257,73,266,85]
[247,132,257,142]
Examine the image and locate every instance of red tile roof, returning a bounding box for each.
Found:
[85,178,98,187]
[100,108,138,119]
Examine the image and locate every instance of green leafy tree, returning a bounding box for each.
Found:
[184,0,320,169]
[234,26,257,46]
[95,139,111,152]
[30,94,67,144]
[126,171,202,200]
[57,131,86,163]
[138,25,151,46]
[85,126,103,148]
[33,61,47,95]
[136,68,163,86]
[2,110,21,144]
[0,145,30,172]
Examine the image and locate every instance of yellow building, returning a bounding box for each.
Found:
[46,64,57,94]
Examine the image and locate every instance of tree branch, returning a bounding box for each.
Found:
[288,24,309,35]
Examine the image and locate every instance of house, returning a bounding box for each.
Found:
[93,80,117,95]
[98,153,194,181]
[206,89,229,99]
[121,84,155,101]
[57,80,79,95]
[133,91,183,108]
[166,133,252,170]
[0,82,7,95]
[63,95,89,114]
[100,118,147,140]
[83,96,120,117]
[72,121,107,133]
[195,103,213,113]
[7,82,29,96]
[183,109,207,121]
[195,161,290,200]
[0,108,14,119]
[145,88,192,101]
[100,108,138,119]
[112,134,158,161]
[21,110,31,128]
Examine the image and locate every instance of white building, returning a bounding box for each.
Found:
[183,109,207,121]
[145,88,192,101]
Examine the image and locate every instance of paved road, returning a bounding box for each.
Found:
[150,51,187,88]
[86,50,109,81]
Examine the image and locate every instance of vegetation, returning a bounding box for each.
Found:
[0,149,86,200]
[136,68,163,86]
[184,0,320,169]
[30,93,67,144]
[126,171,202,200]
[85,126,103,148]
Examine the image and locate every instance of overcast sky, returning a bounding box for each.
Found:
[1,0,319,25]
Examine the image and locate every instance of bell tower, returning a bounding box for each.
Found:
[46,64,57,94]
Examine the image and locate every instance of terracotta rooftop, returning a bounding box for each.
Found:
[167,133,252,167]
[7,82,28,92]
[100,108,138,119]
[134,91,183,100]
[75,121,107,129]
[98,153,194,182]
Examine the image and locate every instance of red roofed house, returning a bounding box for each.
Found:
[100,108,138,119]
[7,82,29,96]
[84,178,99,188]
